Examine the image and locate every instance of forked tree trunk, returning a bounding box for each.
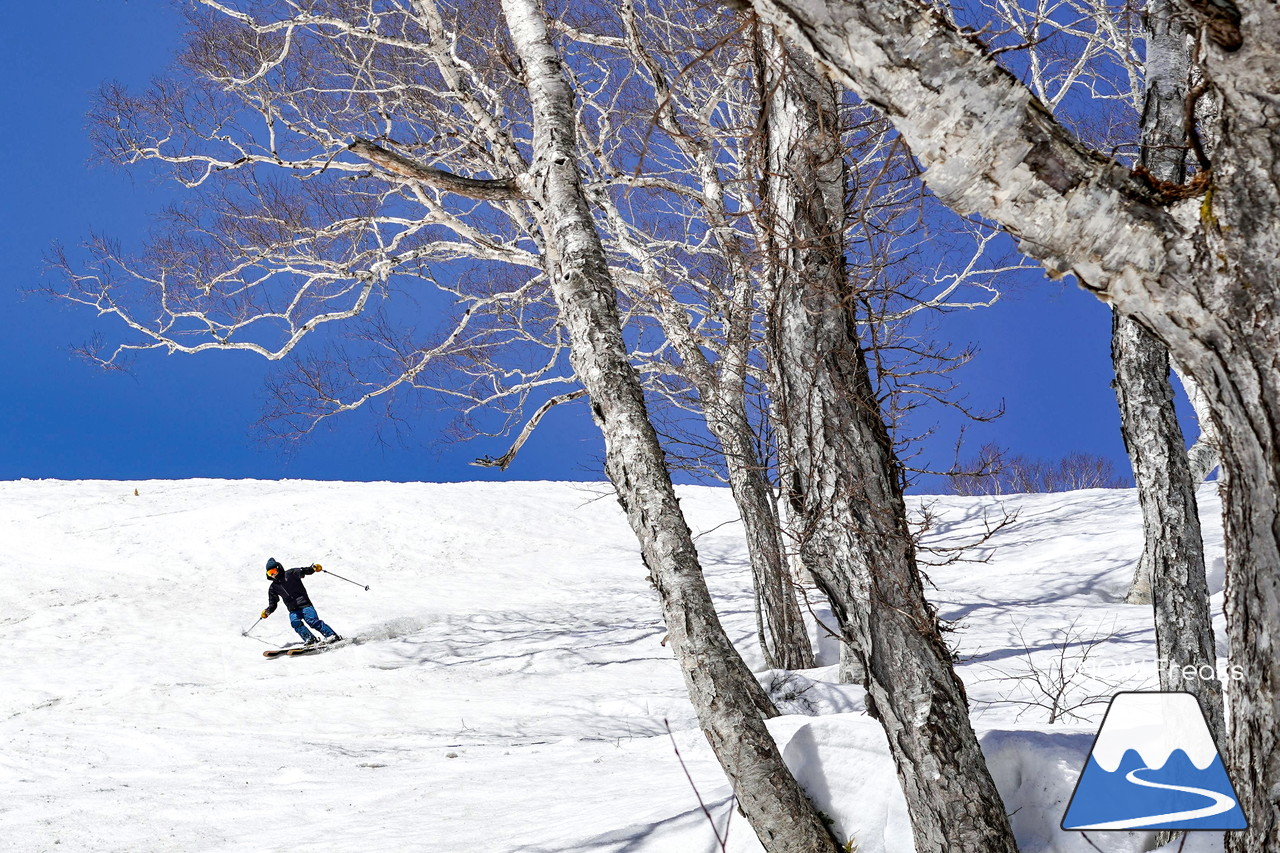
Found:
[498,2,837,850]
[757,30,1018,853]
[1116,0,1195,607]
[1115,318,1225,853]
[1112,319,1224,741]
[637,282,817,673]
[633,256,815,672]
[1111,0,1224,753]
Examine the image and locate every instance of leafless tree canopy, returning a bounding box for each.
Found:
[951,443,1129,494]
[52,0,1280,850]
[56,0,1018,460]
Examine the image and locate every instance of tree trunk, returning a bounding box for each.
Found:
[1178,366,1222,482]
[1206,38,1280,849]
[1111,318,1224,736]
[715,413,817,670]
[745,1,1280,847]
[757,29,1018,853]
[497,2,837,850]
[1116,0,1201,608]
[608,2,816,671]
[599,192,815,672]
[1111,0,1224,759]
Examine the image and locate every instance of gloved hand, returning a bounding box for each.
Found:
[261,609,270,619]
[312,563,323,572]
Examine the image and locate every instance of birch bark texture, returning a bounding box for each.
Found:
[497,2,838,849]
[745,0,1280,848]
[1180,367,1222,482]
[1111,317,1223,741]
[1110,0,1223,753]
[1115,0,1200,607]
[636,279,815,670]
[756,29,1017,853]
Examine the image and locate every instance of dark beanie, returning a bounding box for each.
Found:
[266,557,283,571]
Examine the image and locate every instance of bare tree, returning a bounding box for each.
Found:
[954,0,1226,783]
[575,30,1028,851]
[57,0,575,446]
[566,4,818,669]
[57,2,850,849]
[745,0,1280,848]
[951,443,1128,495]
[754,28,1018,853]
[1115,0,1223,756]
[1090,3,1219,737]
[497,3,841,848]
[558,3,1019,677]
[975,616,1134,725]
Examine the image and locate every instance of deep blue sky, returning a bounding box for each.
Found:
[0,2,1184,488]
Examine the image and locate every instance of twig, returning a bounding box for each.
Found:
[664,718,731,852]
[1079,832,1106,853]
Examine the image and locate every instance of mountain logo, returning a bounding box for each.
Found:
[1062,691,1247,831]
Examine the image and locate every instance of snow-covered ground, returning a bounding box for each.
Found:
[0,479,1230,852]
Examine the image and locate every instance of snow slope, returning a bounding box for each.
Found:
[0,479,1229,852]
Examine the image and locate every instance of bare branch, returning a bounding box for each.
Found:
[470,388,587,469]
[348,137,529,201]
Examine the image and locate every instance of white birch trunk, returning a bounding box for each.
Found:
[1177,365,1222,482]
[498,2,837,849]
[718,415,816,671]
[602,198,814,671]
[1112,318,1224,738]
[1111,0,1223,761]
[607,4,816,669]
[757,29,1017,853]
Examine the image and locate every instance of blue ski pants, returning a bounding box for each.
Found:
[289,606,337,642]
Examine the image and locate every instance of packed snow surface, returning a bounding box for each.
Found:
[0,479,1229,852]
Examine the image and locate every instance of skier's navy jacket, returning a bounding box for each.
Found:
[265,566,318,615]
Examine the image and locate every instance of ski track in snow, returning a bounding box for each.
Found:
[0,479,1229,853]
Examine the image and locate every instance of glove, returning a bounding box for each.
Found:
[312,563,323,572]
[261,610,270,619]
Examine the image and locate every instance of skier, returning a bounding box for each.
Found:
[261,558,343,646]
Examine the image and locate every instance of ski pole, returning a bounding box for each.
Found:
[324,569,370,591]
[242,616,263,636]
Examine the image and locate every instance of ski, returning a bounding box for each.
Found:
[286,637,355,657]
[262,638,354,659]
